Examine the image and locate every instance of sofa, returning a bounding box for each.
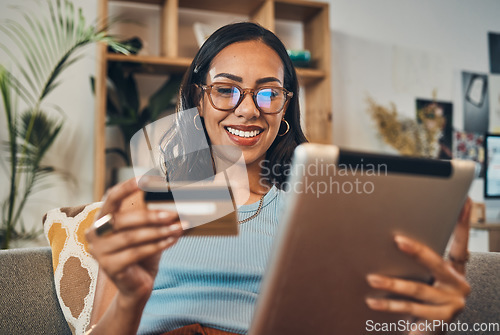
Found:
[0,247,499,335]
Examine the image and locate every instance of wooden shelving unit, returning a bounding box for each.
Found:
[94,0,332,200]
[471,223,500,252]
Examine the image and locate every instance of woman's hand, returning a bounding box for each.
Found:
[86,177,183,307]
[365,198,472,330]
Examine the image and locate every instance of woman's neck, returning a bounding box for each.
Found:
[214,155,272,205]
[246,158,272,197]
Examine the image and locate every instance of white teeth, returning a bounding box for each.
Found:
[226,127,262,138]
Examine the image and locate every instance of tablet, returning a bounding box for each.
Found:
[249,143,478,335]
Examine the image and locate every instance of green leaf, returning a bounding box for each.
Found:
[66,0,75,45]
[77,8,85,39]
[139,107,152,126]
[148,74,182,120]
[48,0,62,55]
[0,66,13,127]
[108,62,140,113]
[106,115,139,127]
[41,9,60,60]
[19,13,52,76]
[0,31,39,94]
[5,74,34,106]
[40,49,77,100]
[16,110,63,168]
[0,60,34,108]
[2,21,44,88]
[105,92,120,116]
[56,0,66,48]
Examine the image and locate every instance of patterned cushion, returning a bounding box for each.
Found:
[43,203,102,335]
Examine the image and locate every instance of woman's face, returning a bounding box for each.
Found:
[198,40,286,169]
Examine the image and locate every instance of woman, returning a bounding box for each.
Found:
[85,22,471,335]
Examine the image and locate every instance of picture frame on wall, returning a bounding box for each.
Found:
[462,71,490,134]
[454,130,485,177]
[489,74,500,133]
[489,32,500,74]
[416,98,453,160]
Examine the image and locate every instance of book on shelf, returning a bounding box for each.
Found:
[287,49,312,68]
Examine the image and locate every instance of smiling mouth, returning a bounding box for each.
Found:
[225,126,263,138]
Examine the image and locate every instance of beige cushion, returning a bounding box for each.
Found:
[43,203,102,335]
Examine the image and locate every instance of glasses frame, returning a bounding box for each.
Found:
[198,83,293,114]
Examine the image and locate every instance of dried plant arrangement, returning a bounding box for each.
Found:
[366,96,444,158]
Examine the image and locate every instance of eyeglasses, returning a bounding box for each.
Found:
[198,83,293,114]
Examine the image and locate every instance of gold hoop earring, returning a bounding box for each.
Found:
[278,119,290,136]
[193,113,202,131]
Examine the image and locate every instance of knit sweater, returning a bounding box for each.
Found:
[138,186,283,334]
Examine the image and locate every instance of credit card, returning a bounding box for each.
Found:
[140,176,238,236]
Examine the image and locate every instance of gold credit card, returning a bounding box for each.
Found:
[141,178,238,236]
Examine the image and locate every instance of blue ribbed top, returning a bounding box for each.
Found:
[138,186,283,334]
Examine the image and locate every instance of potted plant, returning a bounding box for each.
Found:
[92,44,182,184]
[0,0,130,249]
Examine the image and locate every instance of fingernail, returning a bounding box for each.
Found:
[180,220,191,229]
[394,235,415,253]
[157,211,171,220]
[160,237,175,247]
[161,226,172,235]
[366,274,386,288]
[169,223,183,232]
[365,298,384,310]
[160,236,175,247]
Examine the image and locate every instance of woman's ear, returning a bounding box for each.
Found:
[281,101,290,118]
[197,98,204,117]
[195,86,204,117]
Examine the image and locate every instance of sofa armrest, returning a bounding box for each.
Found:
[1,248,497,334]
[0,247,72,334]
[451,252,500,333]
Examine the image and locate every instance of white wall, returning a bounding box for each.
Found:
[0,0,98,240]
[329,0,500,251]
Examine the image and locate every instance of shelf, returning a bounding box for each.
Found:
[109,0,164,4]
[275,0,326,21]
[471,223,500,230]
[106,53,326,83]
[179,0,265,16]
[106,53,192,73]
[110,0,326,22]
[296,67,326,84]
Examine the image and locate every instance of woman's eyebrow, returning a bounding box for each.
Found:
[255,77,282,85]
[214,73,242,82]
[213,73,282,85]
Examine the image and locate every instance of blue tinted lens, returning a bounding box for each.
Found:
[213,85,241,109]
[256,88,274,109]
[230,86,240,106]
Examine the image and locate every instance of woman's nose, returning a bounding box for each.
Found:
[234,93,260,119]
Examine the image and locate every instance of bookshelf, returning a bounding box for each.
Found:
[471,223,500,252]
[94,0,332,200]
